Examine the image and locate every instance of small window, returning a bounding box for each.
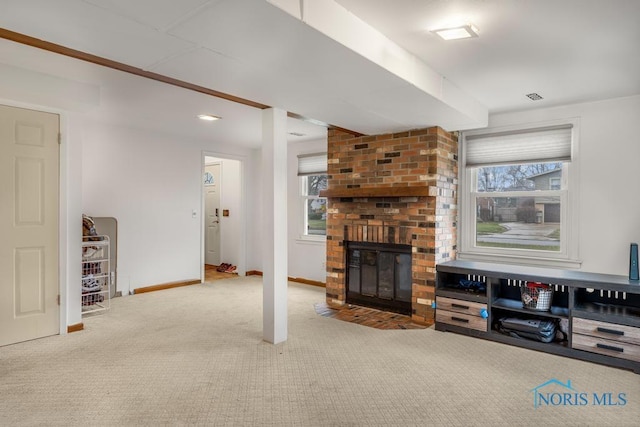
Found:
[301,175,327,236]
[298,154,327,239]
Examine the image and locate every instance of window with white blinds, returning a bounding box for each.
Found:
[297,153,327,176]
[298,153,327,239]
[465,125,572,167]
[459,120,580,268]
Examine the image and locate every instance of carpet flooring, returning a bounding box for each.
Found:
[1,276,638,426]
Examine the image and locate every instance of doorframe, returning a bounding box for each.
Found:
[201,151,247,282]
[0,97,71,337]
[203,160,222,267]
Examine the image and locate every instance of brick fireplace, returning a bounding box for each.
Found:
[321,127,458,325]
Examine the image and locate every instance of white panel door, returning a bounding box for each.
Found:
[0,104,59,346]
[204,164,221,266]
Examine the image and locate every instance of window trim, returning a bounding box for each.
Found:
[297,153,327,242]
[458,118,581,268]
[298,174,327,242]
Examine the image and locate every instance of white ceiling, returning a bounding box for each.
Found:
[335,0,640,113]
[0,0,638,149]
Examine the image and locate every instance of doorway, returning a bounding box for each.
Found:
[0,104,60,346]
[203,155,244,281]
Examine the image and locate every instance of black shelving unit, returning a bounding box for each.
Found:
[435,260,640,374]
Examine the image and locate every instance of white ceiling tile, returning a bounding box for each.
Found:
[150,48,274,103]
[168,0,302,65]
[82,0,217,31]
[0,0,195,69]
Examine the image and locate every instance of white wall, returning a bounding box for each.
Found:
[287,138,328,282]
[486,95,640,276]
[82,120,256,293]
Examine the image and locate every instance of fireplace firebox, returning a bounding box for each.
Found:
[346,242,412,315]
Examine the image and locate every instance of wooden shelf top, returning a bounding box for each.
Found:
[437,260,640,292]
[320,186,432,198]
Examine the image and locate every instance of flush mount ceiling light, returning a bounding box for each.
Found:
[431,24,479,40]
[197,114,221,121]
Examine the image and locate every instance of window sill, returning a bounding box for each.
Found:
[296,236,326,245]
[457,251,582,270]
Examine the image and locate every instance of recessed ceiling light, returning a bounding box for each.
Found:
[197,114,221,121]
[432,24,479,41]
[526,93,544,101]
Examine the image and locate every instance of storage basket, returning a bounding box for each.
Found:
[521,282,553,311]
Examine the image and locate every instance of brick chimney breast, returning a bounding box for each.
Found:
[323,127,458,325]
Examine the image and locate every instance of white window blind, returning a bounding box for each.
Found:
[466,125,572,167]
[298,153,327,176]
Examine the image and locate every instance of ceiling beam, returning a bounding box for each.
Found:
[0,27,269,109]
[0,27,364,137]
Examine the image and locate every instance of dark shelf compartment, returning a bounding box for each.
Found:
[437,269,487,300]
[573,302,640,327]
[436,287,488,303]
[489,327,569,350]
[492,298,569,319]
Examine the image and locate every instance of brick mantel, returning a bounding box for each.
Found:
[324,127,458,325]
[320,186,432,198]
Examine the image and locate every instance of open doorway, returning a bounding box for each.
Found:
[203,155,244,282]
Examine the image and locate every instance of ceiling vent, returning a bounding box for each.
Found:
[288,132,306,137]
[526,93,543,101]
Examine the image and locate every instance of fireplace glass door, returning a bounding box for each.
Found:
[347,242,412,314]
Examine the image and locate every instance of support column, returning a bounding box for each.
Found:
[261,108,288,344]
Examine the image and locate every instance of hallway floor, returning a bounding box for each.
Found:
[204,264,238,281]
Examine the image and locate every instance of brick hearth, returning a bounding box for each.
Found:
[322,127,458,325]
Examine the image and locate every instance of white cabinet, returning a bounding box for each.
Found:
[82,236,110,315]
